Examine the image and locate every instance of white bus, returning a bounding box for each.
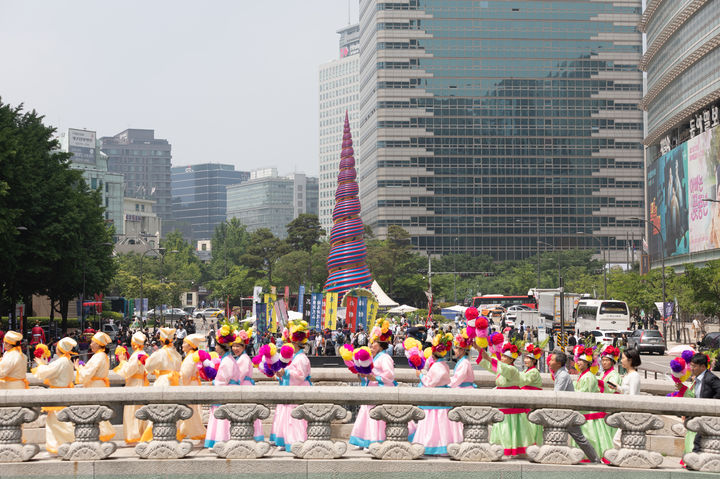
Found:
[574,299,631,332]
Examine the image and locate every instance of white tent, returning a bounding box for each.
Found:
[371,280,399,308]
[444,305,467,313]
[388,304,418,314]
[288,310,303,320]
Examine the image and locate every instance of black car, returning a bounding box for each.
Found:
[698,332,720,349]
[627,329,666,355]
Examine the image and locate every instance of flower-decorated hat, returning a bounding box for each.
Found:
[453,328,472,349]
[502,342,519,359]
[184,333,206,349]
[216,322,237,345]
[114,345,128,362]
[431,332,454,357]
[131,331,147,347]
[92,331,111,348]
[524,343,542,360]
[4,331,22,346]
[233,329,251,346]
[574,345,594,364]
[600,345,620,363]
[283,319,309,345]
[370,320,393,344]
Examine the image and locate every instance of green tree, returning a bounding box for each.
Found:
[286,214,324,252]
[241,228,288,284]
[208,218,251,281]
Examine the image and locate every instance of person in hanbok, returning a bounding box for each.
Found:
[233,329,264,441]
[74,332,115,442]
[477,343,536,456]
[520,344,543,445]
[0,331,28,390]
[205,325,241,448]
[32,337,77,454]
[140,327,182,442]
[179,333,207,441]
[598,345,622,394]
[573,345,614,463]
[115,331,149,444]
[412,332,463,455]
[450,328,476,389]
[270,319,311,452]
[349,320,397,449]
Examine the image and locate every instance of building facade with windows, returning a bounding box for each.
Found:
[226,169,319,239]
[100,129,173,229]
[60,128,125,237]
[171,163,249,241]
[319,23,361,234]
[358,0,645,262]
[639,0,720,269]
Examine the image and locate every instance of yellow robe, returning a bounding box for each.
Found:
[33,356,75,453]
[178,352,207,440]
[75,351,116,442]
[115,349,149,443]
[140,345,182,442]
[0,346,29,389]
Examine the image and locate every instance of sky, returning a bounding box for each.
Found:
[0,1,359,177]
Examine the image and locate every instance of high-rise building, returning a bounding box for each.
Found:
[60,128,124,237]
[226,169,319,239]
[100,129,173,229]
[171,163,249,241]
[639,0,720,269]
[358,0,645,262]
[319,23,360,234]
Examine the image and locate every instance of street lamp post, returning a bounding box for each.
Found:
[630,217,666,347]
[577,232,607,299]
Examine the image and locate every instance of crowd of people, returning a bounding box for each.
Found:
[1,312,719,461]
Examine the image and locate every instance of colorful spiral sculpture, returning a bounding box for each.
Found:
[324,112,374,296]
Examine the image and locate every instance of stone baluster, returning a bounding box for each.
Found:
[134,404,193,459]
[211,404,271,458]
[603,412,664,468]
[368,404,426,460]
[289,404,349,458]
[682,416,720,472]
[56,405,117,461]
[526,408,586,464]
[0,407,39,462]
[447,406,504,461]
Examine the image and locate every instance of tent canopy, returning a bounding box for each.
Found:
[371,280,399,308]
[388,304,418,314]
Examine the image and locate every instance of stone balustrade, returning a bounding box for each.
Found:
[1,386,719,472]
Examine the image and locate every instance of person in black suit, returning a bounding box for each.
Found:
[689,353,720,452]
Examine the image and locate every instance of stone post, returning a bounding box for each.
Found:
[603,412,664,468]
[682,416,720,472]
[368,404,426,460]
[526,408,586,464]
[212,404,271,459]
[134,404,193,459]
[0,407,39,462]
[290,403,349,459]
[447,406,504,461]
[56,405,117,461]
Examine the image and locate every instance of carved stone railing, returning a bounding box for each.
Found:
[1,386,719,471]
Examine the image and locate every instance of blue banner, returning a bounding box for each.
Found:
[256,303,267,336]
[298,285,306,313]
[357,296,368,332]
[310,293,323,330]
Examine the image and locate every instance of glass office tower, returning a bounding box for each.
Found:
[358,0,645,261]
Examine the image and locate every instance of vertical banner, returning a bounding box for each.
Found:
[256,303,267,336]
[321,296,327,329]
[303,294,312,323]
[271,286,277,295]
[274,300,289,331]
[310,293,323,330]
[346,296,358,332]
[253,286,263,317]
[265,293,277,333]
[356,296,368,332]
[284,286,290,307]
[297,285,306,314]
[367,299,379,331]
[324,292,338,330]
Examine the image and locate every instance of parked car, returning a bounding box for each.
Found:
[504,305,533,323]
[698,331,720,349]
[627,329,665,355]
[102,323,119,341]
[588,329,623,347]
[195,307,224,320]
[163,308,189,321]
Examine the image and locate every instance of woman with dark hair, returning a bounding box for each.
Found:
[205,325,240,448]
[618,348,641,395]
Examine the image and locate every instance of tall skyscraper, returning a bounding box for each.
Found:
[100,129,173,229]
[358,0,645,262]
[171,163,250,241]
[60,128,124,237]
[639,0,720,269]
[319,23,360,234]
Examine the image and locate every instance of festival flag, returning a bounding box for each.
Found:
[367,298,379,330]
[298,285,306,314]
[265,293,277,333]
[346,296,358,332]
[303,294,312,323]
[321,295,327,329]
[356,296,368,332]
[310,293,323,330]
[256,303,267,335]
[274,299,289,330]
[253,286,263,317]
[284,286,290,307]
[325,292,338,330]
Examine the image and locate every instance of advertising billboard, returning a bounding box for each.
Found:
[67,128,96,164]
[688,127,720,252]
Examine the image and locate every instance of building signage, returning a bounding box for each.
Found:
[689,104,719,138]
[67,128,96,165]
[125,214,142,222]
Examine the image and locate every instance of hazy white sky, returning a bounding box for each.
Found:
[0,1,359,176]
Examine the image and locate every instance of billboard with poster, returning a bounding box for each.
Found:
[688,127,720,251]
[67,128,96,165]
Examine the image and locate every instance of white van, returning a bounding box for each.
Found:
[575,299,630,332]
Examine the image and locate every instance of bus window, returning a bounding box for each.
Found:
[576,305,598,320]
[599,302,628,315]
